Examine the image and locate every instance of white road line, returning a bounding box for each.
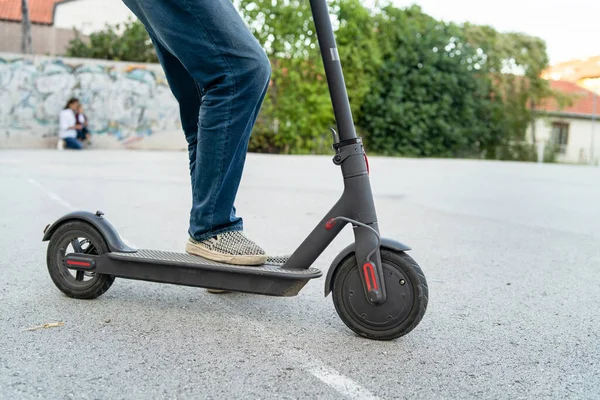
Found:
[28,178,75,210]
[286,347,382,400]
[225,300,381,400]
[27,177,137,247]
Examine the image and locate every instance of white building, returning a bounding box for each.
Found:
[0,0,137,55]
[529,80,598,165]
[53,0,136,35]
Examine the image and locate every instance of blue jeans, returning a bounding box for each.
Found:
[122,0,271,241]
[77,127,90,140]
[64,137,83,150]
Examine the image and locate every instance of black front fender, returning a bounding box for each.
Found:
[324,238,411,297]
[42,211,136,253]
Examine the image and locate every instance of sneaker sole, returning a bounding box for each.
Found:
[206,289,229,294]
[185,242,267,266]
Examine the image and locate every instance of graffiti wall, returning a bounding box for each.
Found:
[0,53,186,149]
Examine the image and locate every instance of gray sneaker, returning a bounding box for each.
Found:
[266,255,290,266]
[185,231,267,266]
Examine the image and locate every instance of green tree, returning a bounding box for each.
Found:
[332,0,382,123]
[462,24,560,160]
[65,18,158,63]
[237,0,384,154]
[236,0,334,154]
[250,57,334,154]
[359,5,493,157]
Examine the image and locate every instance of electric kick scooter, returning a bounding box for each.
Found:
[42,0,429,340]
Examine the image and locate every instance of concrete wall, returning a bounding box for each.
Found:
[529,116,599,164]
[0,52,186,149]
[54,0,137,36]
[0,21,79,56]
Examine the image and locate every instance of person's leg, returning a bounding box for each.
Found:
[64,137,83,150]
[76,129,86,141]
[122,0,270,265]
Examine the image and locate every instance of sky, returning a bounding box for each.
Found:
[376,0,600,65]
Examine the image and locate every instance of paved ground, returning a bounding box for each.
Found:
[1,149,599,399]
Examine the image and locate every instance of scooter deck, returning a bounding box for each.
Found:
[70,249,322,297]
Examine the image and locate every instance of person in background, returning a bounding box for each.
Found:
[76,105,92,145]
[58,98,84,150]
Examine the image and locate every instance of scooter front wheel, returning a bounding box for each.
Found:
[332,249,428,340]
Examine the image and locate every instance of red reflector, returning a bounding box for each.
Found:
[325,218,336,230]
[66,260,91,267]
[363,263,372,291]
[364,153,370,175]
[363,262,378,291]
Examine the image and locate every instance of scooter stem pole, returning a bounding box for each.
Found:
[309,0,357,142]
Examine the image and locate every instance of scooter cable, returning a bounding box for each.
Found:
[328,216,381,265]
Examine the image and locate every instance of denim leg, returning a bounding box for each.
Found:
[148,34,203,193]
[122,0,271,241]
[63,137,82,149]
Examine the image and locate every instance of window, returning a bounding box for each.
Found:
[551,122,569,154]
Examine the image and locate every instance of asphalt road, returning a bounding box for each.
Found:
[1,149,599,399]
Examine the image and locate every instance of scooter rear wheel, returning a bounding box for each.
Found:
[46,220,115,299]
[332,249,428,340]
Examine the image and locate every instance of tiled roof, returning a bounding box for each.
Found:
[0,0,63,25]
[542,56,600,82]
[538,80,598,116]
